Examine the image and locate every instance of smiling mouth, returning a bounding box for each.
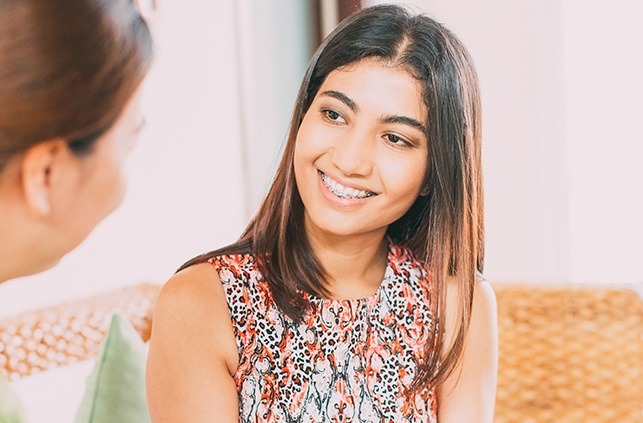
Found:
[319,171,377,199]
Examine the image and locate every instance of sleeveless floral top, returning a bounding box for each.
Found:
[210,242,438,422]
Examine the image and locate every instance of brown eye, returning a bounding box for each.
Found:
[385,133,411,147]
[322,109,346,124]
[326,110,340,121]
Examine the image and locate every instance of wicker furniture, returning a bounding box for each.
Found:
[0,283,160,381]
[2,281,642,422]
[494,283,643,422]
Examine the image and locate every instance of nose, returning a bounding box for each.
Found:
[330,128,373,177]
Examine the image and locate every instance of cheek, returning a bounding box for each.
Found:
[293,123,319,182]
[107,162,128,210]
[103,135,135,207]
[293,138,309,200]
[294,112,335,162]
[90,151,128,216]
[109,169,127,208]
[382,154,427,197]
[63,159,126,248]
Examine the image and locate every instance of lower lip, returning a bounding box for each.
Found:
[317,171,374,207]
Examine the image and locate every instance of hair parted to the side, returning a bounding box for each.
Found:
[0,0,153,170]
[180,4,483,392]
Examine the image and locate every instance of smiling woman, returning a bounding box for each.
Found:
[294,59,429,243]
[0,0,153,283]
[147,4,496,423]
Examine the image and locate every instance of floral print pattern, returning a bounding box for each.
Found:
[210,242,437,422]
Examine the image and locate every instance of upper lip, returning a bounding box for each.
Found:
[318,170,378,194]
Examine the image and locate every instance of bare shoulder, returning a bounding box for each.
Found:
[438,276,498,422]
[155,262,225,316]
[444,275,497,341]
[468,278,498,359]
[472,278,497,326]
[147,263,240,421]
[150,262,238,372]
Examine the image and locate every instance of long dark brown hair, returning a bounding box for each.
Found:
[181,4,483,391]
[0,0,153,170]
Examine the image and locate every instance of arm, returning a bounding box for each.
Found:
[146,263,240,422]
[437,279,498,422]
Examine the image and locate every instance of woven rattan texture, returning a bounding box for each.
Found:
[0,283,159,381]
[494,284,643,423]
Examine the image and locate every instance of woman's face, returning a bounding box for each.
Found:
[294,59,428,241]
[46,87,144,262]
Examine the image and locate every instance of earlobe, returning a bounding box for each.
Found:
[20,139,68,217]
[419,185,430,196]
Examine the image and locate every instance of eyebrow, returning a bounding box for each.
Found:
[319,89,426,133]
[319,90,358,112]
[380,115,426,133]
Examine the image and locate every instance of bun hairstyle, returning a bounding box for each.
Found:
[0,0,154,170]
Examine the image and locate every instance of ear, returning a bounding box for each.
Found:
[20,139,70,217]
[419,185,430,197]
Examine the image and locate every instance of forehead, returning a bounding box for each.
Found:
[317,59,427,122]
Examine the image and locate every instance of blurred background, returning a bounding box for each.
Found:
[1,0,641,316]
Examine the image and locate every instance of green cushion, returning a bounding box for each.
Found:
[74,314,150,423]
[0,374,26,423]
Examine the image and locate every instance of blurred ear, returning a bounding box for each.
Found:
[20,139,72,217]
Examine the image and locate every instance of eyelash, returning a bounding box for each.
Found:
[384,133,413,148]
[320,108,414,148]
[321,108,345,124]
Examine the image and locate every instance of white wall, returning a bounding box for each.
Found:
[562,0,643,284]
[0,0,248,317]
[235,0,314,214]
[417,0,571,284]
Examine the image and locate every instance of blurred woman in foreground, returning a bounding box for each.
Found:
[0,0,153,283]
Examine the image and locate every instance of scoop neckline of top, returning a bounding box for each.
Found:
[302,239,396,304]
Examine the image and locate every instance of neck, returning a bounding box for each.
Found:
[0,170,35,282]
[306,228,389,300]
[0,241,26,283]
[0,210,55,283]
[0,209,20,282]
[0,234,48,283]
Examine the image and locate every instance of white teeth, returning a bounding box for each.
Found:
[320,172,375,199]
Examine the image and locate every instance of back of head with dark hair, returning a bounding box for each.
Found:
[0,0,154,170]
